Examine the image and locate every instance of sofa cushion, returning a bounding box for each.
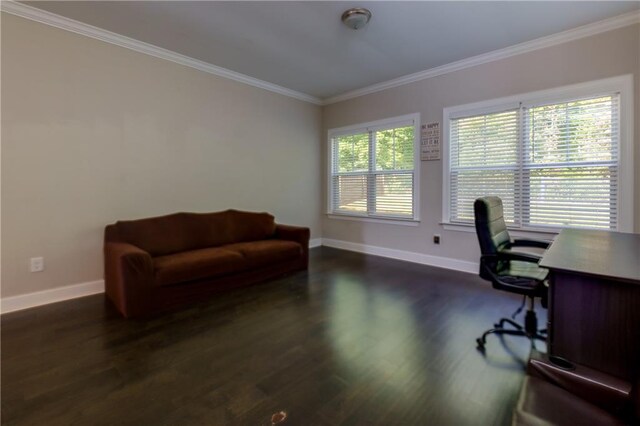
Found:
[224,240,303,269]
[182,210,276,248]
[153,247,247,286]
[178,211,236,250]
[226,210,276,243]
[116,213,193,257]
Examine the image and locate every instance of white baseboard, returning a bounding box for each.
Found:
[1,280,105,314]
[309,238,322,248]
[0,238,475,314]
[320,238,478,274]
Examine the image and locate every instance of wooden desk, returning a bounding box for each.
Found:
[540,229,640,380]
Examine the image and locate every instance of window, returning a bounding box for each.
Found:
[328,114,420,221]
[443,76,633,232]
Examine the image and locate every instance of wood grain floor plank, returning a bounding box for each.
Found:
[2,247,540,425]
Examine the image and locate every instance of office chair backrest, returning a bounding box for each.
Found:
[474,196,510,256]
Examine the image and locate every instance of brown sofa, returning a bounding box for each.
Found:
[104,209,309,317]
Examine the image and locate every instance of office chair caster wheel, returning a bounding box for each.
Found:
[476,337,485,349]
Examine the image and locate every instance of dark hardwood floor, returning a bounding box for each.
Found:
[1,247,545,425]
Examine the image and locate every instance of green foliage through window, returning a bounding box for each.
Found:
[330,120,417,219]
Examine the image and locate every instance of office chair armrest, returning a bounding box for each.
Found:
[511,238,552,249]
[496,249,542,264]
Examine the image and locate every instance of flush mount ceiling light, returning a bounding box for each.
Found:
[341,8,372,30]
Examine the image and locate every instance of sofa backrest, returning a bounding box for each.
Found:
[224,210,277,244]
[107,210,276,256]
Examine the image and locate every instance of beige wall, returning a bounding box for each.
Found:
[2,13,639,301]
[1,14,322,298]
[322,24,640,264]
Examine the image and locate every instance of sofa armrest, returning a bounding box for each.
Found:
[104,242,154,317]
[275,224,310,246]
[527,350,633,415]
[275,224,310,268]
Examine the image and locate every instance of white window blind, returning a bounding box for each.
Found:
[329,116,418,220]
[448,94,620,230]
[523,96,619,229]
[450,110,520,224]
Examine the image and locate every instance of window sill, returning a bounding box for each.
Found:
[441,222,559,238]
[328,214,420,227]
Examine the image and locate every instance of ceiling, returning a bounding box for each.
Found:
[22,1,640,100]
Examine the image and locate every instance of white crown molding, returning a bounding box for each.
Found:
[0,1,323,105]
[323,10,640,105]
[1,280,104,314]
[320,238,478,274]
[2,1,637,107]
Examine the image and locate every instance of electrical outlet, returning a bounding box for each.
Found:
[433,235,441,245]
[30,257,44,273]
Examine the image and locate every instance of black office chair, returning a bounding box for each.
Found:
[474,196,550,350]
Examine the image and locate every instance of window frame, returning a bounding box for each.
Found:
[442,75,634,233]
[327,113,421,223]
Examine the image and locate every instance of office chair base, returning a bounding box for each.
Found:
[476,308,546,350]
[494,317,524,330]
[476,329,546,350]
